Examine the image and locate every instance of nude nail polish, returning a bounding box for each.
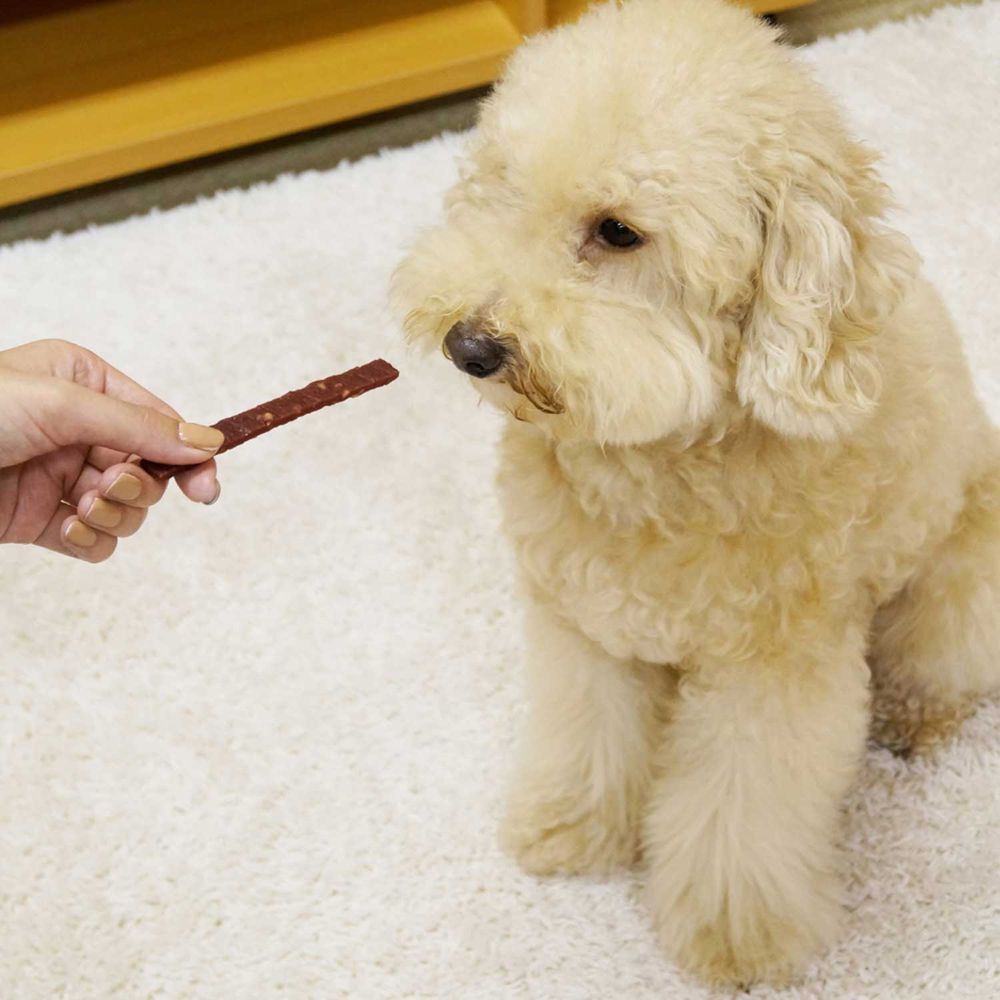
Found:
[178,422,225,452]
[106,472,142,502]
[65,520,97,548]
[85,498,123,529]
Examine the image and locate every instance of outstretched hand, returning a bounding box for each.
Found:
[0,339,222,562]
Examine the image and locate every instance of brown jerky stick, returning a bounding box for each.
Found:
[140,359,399,481]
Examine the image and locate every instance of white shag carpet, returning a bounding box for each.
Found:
[1,4,999,998]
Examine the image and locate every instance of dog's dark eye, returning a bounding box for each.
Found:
[597,218,642,248]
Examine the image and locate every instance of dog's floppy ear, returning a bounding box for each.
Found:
[736,143,917,440]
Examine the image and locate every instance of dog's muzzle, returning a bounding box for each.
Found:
[444,321,508,379]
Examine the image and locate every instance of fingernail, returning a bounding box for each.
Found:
[85,497,122,529]
[203,482,222,506]
[178,422,224,452]
[65,520,97,548]
[106,472,142,502]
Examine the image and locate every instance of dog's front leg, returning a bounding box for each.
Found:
[643,629,870,986]
[500,600,665,876]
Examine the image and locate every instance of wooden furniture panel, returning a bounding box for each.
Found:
[0,0,531,207]
[0,0,812,209]
[548,0,811,27]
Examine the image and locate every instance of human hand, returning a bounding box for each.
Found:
[0,339,222,562]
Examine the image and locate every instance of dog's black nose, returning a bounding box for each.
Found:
[444,322,507,379]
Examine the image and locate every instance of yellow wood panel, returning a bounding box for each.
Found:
[548,0,814,25]
[0,1,521,207]
[2,0,471,85]
[500,0,548,32]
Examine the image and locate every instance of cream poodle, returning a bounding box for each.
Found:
[392,0,1000,985]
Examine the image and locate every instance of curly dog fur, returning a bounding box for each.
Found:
[393,0,1000,985]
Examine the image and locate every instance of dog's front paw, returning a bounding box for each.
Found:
[500,793,637,876]
[651,879,842,987]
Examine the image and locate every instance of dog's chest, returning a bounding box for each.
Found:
[496,414,970,665]
[497,432,744,663]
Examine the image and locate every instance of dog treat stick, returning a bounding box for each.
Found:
[140,359,399,481]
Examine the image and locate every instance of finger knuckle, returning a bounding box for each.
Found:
[31,381,76,448]
[136,405,171,440]
[38,337,75,354]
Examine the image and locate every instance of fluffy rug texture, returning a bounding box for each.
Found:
[1,3,998,997]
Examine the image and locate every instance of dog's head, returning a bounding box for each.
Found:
[393,0,917,446]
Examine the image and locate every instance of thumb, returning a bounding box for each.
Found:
[44,377,224,464]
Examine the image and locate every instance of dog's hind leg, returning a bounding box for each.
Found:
[870,462,1000,755]
[499,600,669,875]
